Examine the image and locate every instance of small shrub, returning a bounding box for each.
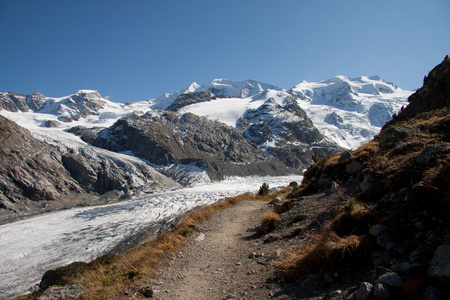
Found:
[258,182,270,196]
[312,151,323,163]
[179,227,194,237]
[344,198,356,213]
[259,211,281,234]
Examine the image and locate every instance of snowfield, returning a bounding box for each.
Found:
[0,175,301,299]
[291,75,412,149]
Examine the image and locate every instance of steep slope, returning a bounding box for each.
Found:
[0,116,180,217]
[291,75,412,149]
[386,55,450,126]
[0,115,82,213]
[236,95,341,168]
[72,111,297,184]
[280,57,450,299]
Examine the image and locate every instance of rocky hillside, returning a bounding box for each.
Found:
[236,95,340,169]
[70,110,298,184]
[276,56,450,299]
[0,115,179,218]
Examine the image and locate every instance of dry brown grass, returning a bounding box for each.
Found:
[303,153,340,181]
[278,232,372,280]
[259,211,281,234]
[352,140,381,161]
[330,201,374,236]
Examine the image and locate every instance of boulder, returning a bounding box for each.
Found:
[369,224,389,237]
[391,262,423,276]
[379,127,415,145]
[338,151,352,163]
[373,283,390,299]
[331,181,339,192]
[423,286,442,300]
[428,245,450,283]
[416,144,448,165]
[359,181,372,193]
[345,160,364,174]
[273,204,286,214]
[37,283,84,300]
[376,232,391,249]
[376,272,403,288]
[355,282,373,300]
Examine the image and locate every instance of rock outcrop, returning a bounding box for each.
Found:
[0,115,179,216]
[386,55,450,126]
[0,90,107,122]
[71,110,298,183]
[166,91,216,111]
[237,95,341,169]
[0,115,82,212]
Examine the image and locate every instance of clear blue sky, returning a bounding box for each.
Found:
[1,0,449,102]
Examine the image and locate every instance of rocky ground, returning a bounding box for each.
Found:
[112,185,367,300]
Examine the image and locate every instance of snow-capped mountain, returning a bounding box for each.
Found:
[290,76,413,149]
[152,77,412,150]
[149,79,283,110]
[0,75,411,215]
[0,90,153,129]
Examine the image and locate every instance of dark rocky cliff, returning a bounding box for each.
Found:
[0,116,179,216]
[386,55,450,126]
[72,111,298,182]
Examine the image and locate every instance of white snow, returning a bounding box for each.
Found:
[178,97,265,126]
[291,75,412,149]
[0,175,301,300]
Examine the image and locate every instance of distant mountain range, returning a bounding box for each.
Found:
[0,76,411,215]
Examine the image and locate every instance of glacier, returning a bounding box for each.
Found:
[0,175,301,300]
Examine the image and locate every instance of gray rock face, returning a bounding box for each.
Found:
[376,272,403,288]
[428,245,450,283]
[27,92,47,111]
[166,91,216,111]
[0,92,29,112]
[355,282,373,300]
[369,224,389,237]
[0,116,179,214]
[379,126,415,145]
[75,111,297,183]
[373,283,390,299]
[345,160,364,174]
[0,90,106,122]
[0,116,82,211]
[236,96,341,169]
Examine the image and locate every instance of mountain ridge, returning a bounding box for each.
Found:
[0,75,411,215]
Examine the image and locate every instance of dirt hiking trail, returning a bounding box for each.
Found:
[155,200,273,299]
